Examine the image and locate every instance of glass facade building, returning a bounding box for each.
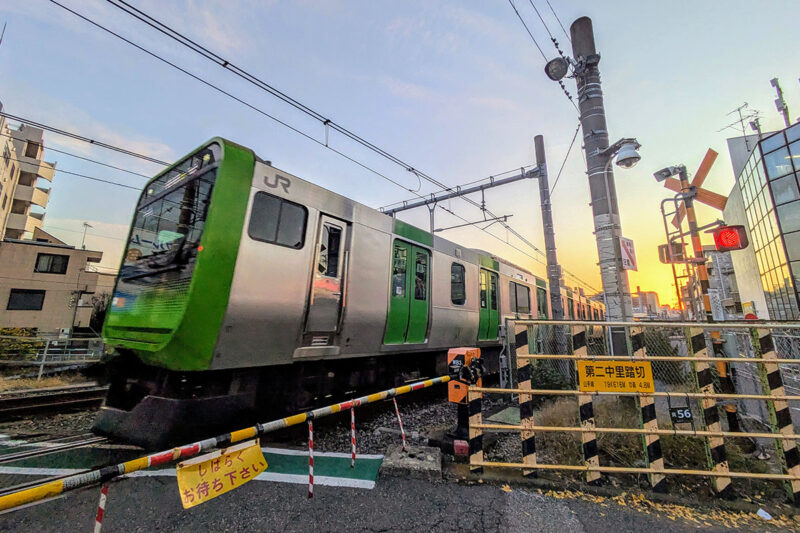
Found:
[736,122,800,320]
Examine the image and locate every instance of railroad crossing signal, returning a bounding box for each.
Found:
[661,149,729,228]
[711,225,749,252]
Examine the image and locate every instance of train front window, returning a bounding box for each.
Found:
[118,144,219,284]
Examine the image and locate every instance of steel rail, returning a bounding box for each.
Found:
[0,436,108,464]
[472,461,800,481]
[518,354,800,364]
[474,423,800,441]
[0,375,450,512]
[471,386,800,402]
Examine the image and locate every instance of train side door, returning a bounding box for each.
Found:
[478,269,499,340]
[384,240,430,344]
[304,215,348,335]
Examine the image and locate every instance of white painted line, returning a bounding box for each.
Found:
[0,466,376,489]
[261,446,383,460]
[0,466,83,476]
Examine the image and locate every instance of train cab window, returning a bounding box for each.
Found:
[392,246,407,297]
[414,252,428,300]
[248,191,308,249]
[451,263,466,305]
[318,224,342,276]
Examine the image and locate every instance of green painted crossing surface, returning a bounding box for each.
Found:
[0,445,383,490]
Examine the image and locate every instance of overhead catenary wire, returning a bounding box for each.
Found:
[3,155,139,191]
[545,0,571,43]
[0,112,168,166]
[506,0,548,61]
[98,0,552,250]
[0,131,151,179]
[55,0,599,293]
[49,1,600,294]
[549,121,581,196]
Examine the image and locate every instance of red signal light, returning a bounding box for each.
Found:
[712,225,749,251]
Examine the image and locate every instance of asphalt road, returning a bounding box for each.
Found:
[0,474,790,532]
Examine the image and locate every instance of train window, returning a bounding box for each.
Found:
[509,281,530,314]
[451,263,466,305]
[490,274,498,310]
[414,252,428,300]
[515,283,530,314]
[248,191,308,249]
[318,224,342,276]
[536,287,548,318]
[392,245,407,297]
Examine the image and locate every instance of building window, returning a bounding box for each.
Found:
[769,174,800,205]
[2,145,9,166]
[7,289,46,310]
[1,193,6,210]
[24,142,40,159]
[35,253,69,274]
[247,191,307,249]
[451,263,466,305]
[777,201,800,233]
[764,146,793,180]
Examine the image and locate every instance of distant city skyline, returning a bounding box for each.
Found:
[1,1,799,304]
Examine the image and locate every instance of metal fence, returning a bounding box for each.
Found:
[472,319,800,504]
[0,335,104,379]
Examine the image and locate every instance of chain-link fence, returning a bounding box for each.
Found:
[472,319,800,503]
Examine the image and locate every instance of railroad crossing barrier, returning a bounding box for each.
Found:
[471,319,800,504]
[0,375,450,512]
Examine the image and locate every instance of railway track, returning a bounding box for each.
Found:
[0,384,108,419]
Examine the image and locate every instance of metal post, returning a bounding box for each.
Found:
[37,340,50,381]
[678,167,742,435]
[570,17,632,353]
[534,135,564,321]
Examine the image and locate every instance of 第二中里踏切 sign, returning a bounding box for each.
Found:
[577,360,654,393]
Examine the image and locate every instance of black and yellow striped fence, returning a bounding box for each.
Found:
[477,319,800,505]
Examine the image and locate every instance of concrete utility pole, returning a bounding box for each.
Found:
[534,135,564,320]
[570,17,633,341]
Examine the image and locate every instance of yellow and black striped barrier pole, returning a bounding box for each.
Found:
[0,375,450,512]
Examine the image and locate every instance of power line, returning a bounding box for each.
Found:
[549,121,580,195]
[56,1,571,279]
[4,155,140,191]
[545,0,571,44]
[526,0,569,60]
[0,111,169,166]
[507,1,577,111]
[45,225,127,241]
[50,1,599,294]
[46,0,418,196]
[507,0,547,61]
[0,131,150,179]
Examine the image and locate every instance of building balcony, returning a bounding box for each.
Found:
[16,156,55,182]
[12,184,50,208]
[6,212,44,234]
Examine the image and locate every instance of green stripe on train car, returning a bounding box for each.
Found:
[392,219,432,247]
[103,138,255,371]
[478,254,499,271]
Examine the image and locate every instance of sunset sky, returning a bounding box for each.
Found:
[1,1,799,306]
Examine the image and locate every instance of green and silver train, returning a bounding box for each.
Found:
[97,138,604,448]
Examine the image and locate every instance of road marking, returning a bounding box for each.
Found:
[261,446,383,460]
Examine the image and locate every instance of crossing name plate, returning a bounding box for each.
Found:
[176,439,267,508]
[577,360,654,393]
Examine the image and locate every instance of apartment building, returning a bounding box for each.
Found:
[0,103,55,240]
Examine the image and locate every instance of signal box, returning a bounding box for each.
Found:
[447,347,481,404]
